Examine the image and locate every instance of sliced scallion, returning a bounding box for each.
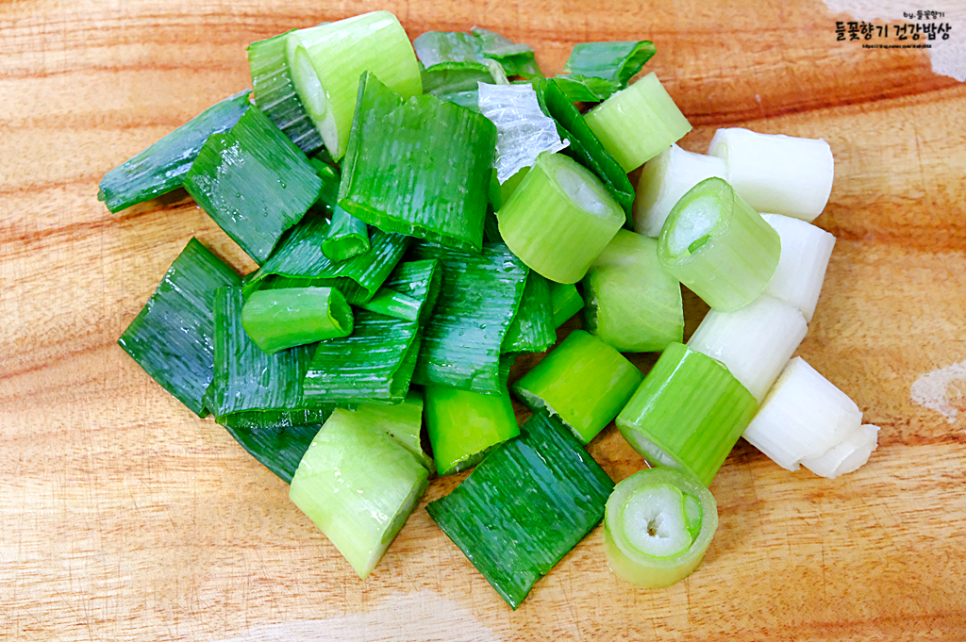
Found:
[357,288,422,322]
[307,158,340,215]
[240,286,353,355]
[634,144,726,237]
[222,423,325,485]
[761,213,836,322]
[548,282,584,328]
[801,424,880,479]
[321,207,369,263]
[414,28,542,80]
[501,271,556,354]
[343,391,433,472]
[554,40,656,102]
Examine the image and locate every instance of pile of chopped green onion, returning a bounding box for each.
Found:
[108,10,877,609]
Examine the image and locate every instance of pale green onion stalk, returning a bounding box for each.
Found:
[657,177,781,312]
[708,127,834,222]
[634,144,726,237]
[548,281,583,328]
[801,424,880,479]
[287,12,422,159]
[687,295,807,403]
[498,151,624,284]
[583,72,692,172]
[604,468,718,588]
[743,357,864,472]
[760,213,836,322]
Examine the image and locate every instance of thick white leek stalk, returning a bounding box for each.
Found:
[708,127,834,222]
[761,213,836,321]
[801,424,880,478]
[634,144,726,237]
[687,296,808,402]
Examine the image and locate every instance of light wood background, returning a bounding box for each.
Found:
[2,0,965,640]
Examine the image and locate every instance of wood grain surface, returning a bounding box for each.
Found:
[2,0,965,640]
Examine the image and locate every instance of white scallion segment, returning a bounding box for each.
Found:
[688,296,808,403]
[743,357,863,471]
[623,484,692,558]
[584,73,692,172]
[708,127,834,222]
[760,213,836,322]
[634,144,726,237]
[801,424,880,479]
[477,82,569,183]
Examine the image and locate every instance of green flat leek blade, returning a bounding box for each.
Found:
[502,271,555,354]
[98,90,251,213]
[357,288,421,322]
[248,31,325,154]
[308,158,340,215]
[410,242,528,394]
[303,260,441,404]
[118,238,241,416]
[420,60,495,97]
[426,411,614,609]
[338,73,496,252]
[537,79,635,227]
[554,41,657,102]
[414,28,542,79]
[243,214,411,304]
[322,206,369,262]
[223,423,324,484]
[184,106,323,264]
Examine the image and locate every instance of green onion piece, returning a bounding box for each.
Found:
[308,158,340,215]
[243,215,411,304]
[502,272,556,354]
[616,342,758,486]
[583,72,693,172]
[536,79,635,226]
[222,423,325,484]
[338,73,496,252]
[414,28,542,80]
[657,177,781,312]
[426,411,613,609]
[760,213,836,322]
[421,60,494,96]
[512,330,643,445]
[471,27,543,78]
[548,281,584,328]
[98,90,251,213]
[409,242,528,394]
[286,11,422,160]
[357,288,421,322]
[554,40,656,102]
[118,238,241,416]
[604,468,718,588]
[240,286,353,355]
[289,408,430,579]
[425,385,520,476]
[382,259,444,326]
[322,207,369,262]
[208,287,332,428]
[497,151,624,284]
[248,31,324,154]
[183,106,323,264]
[582,230,683,352]
[344,390,433,472]
[801,424,880,479]
[303,260,440,404]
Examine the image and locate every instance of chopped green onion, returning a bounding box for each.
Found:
[286,11,422,160]
[501,271,556,354]
[583,72,693,172]
[687,295,807,402]
[498,151,624,284]
[357,288,421,322]
[248,31,325,153]
[743,357,863,471]
[344,391,433,472]
[98,90,252,213]
[414,28,542,80]
[617,342,758,486]
[223,423,326,484]
[307,158,340,215]
[243,215,411,303]
[548,282,584,328]
[583,230,683,352]
[289,408,430,579]
[381,259,444,326]
[760,214,836,322]
[634,144,726,237]
[657,177,781,312]
[801,424,879,479]
[512,330,643,444]
[183,106,323,264]
[410,243,528,394]
[118,238,241,416]
[604,468,718,588]
[426,411,613,609]
[240,286,353,354]
[338,73,497,252]
[322,206,369,262]
[421,60,496,97]
[424,385,520,476]
[708,127,834,222]
[553,40,656,102]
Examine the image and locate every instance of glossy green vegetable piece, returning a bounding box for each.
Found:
[241,286,353,354]
[322,206,369,262]
[414,27,542,79]
[501,271,555,354]
[548,281,583,328]
[223,423,325,484]
[554,40,656,102]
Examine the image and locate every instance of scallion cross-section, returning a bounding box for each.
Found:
[240,286,353,355]
[321,206,369,263]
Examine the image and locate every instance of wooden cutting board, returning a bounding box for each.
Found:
[2,0,965,640]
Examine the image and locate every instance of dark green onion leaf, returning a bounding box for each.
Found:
[338,73,496,252]
[243,215,411,304]
[98,90,251,213]
[414,28,542,79]
[410,242,528,394]
[554,40,657,102]
[223,423,324,484]
[118,238,241,416]
[308,158,340,215]
[248,31,325,154]
[502,271,555,354]
[184,106,323,264]
[426,411,614,609]
[322,206,369,262]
